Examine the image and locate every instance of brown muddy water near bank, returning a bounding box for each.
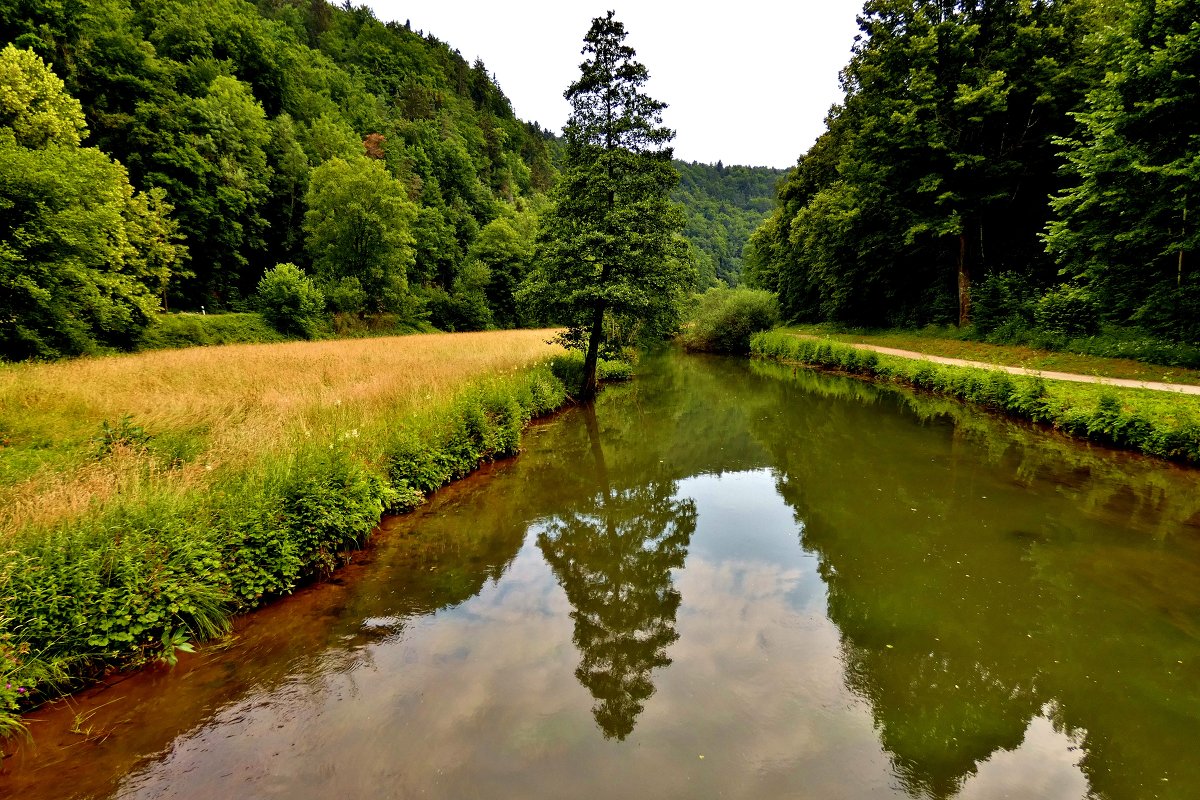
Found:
[3,353,1200,800]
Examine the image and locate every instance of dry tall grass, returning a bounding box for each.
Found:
[0,330,563,535]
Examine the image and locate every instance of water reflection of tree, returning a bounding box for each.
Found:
[538,406,697,740]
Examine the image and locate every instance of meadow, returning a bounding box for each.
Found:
[0,330,562,537]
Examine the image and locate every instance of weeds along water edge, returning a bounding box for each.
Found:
[0,338,630,740]
[750,330,1200,466]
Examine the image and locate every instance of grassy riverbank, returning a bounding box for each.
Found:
[0,331,594,737]
[783,324,1200,386]
[751,331,1200,465]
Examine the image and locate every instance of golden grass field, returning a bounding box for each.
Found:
[0,330,563,536]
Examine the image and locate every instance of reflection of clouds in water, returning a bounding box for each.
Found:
[958,712,1088,800]
[116,468,1091,800]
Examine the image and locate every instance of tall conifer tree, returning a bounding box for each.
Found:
[524,12,691,398]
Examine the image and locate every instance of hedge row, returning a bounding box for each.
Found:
[750,331,1200,465]
[0,359,583,736]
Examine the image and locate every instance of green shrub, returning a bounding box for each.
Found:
[3,499,231,672]
[256,263,326,339]
[547,352,634,394]
[679,288,780,354]
[279,447,392,577]
[972,272,1035,334]
[1034,284,1101,337]
[136,312,284,350]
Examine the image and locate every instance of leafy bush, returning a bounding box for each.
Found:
[679,288,780,354]
[323,276,368,315]
[256,263,326,338]
[92,414,152,458]
[972,272,1035,334]
[136,312,284,350]
[1034,284,1100,336]
[547,352,634,394]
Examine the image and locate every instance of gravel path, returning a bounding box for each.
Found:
[828,341,1200,396]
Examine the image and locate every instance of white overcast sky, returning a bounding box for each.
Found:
[364,1,864,168]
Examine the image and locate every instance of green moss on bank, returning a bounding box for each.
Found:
[751,331,1200,465]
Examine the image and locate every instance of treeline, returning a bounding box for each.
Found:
[0,0,558,359]
[674,160,783,287]
[746,0,1198,343]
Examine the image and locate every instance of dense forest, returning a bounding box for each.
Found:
[0,0,786,361]
[673,161,784,288]
[0,0,561,359]
[746,0,1198,344]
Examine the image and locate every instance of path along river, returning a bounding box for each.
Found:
[3,352,1200,800]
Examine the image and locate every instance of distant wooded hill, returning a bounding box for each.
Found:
[674,161,785,287]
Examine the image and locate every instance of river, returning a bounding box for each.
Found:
[3,352,1199,799]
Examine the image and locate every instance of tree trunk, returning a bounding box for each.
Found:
[579,299,606,399]
[957,232,972,327]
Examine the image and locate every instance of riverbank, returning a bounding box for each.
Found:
[782,324,1200,385]
[0,331,615,737]
[751,331,1200,465]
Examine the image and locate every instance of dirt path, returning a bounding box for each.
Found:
[818,340,1200,396]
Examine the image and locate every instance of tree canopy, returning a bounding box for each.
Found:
[0,43,183,359]
[746,0,1198,346]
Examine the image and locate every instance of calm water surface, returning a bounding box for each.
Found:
[4,353,1200,799]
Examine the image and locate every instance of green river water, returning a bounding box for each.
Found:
[3,352,1200,799]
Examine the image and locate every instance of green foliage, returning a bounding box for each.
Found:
[2,498,232,672]
[971,272,1035,335]
[1045,0,1199,341]
[522,12,692,397]
[751,330,1200,464]
[305,156,419,317]
[256,262,325,338]
[0,45,185,360]
[751,1,1089,327]
[546,352,634,395]
[678,287,780,354]
[93,414,151,458]
[470,207,539,328]
[383,365,568,505]
[278,446,391,577]
[672,161,785,287]
[136,312,284,350]
[1033,284,1100,337]
[0,0,565,355]
[0,43,85,148]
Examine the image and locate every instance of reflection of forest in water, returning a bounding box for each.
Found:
[5,352,1200,800]
[734,358,1200,799]
[531,353,1200,795]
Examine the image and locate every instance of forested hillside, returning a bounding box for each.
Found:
[673,161,784,287]
[746,0,1198,344]
[0,0,557,358]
